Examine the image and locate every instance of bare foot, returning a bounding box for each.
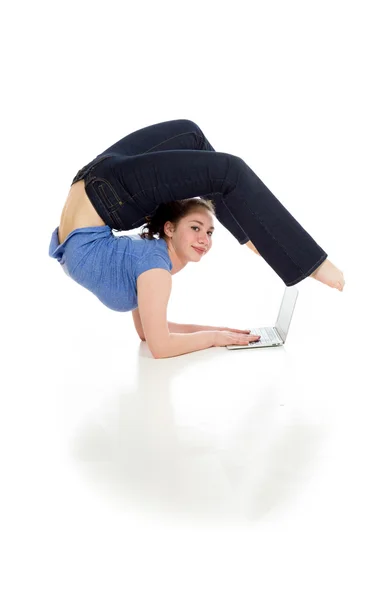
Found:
[310,258,345,291]
[246,241,345,291]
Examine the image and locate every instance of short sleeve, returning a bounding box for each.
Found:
[134,253,171,280]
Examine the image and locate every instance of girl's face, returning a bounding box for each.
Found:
[169,210,215,259]
[163,210,215,274]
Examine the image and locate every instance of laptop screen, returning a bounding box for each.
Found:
[275,287,299,341]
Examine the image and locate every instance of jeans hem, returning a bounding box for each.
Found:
[285,253,328,286]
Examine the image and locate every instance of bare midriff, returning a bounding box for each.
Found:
[58,179,106,245]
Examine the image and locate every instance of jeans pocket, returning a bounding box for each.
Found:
[91,177,125,212]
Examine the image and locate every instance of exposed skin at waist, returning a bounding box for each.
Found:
[58,179,106,245]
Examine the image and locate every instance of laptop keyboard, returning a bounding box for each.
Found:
[250,327,281,345]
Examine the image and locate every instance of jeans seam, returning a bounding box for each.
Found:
[141,132,205,154]
[216,196,249,244]
[286,253,328,286]
[231,187,305,276]
[110,210,125,229]
[129,178,227,200]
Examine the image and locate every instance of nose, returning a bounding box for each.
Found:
[198,234,209,247]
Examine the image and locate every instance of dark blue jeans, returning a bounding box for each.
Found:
[71,119,327,286]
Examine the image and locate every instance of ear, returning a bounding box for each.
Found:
[164,220,175,237]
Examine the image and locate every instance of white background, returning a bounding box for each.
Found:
[1,1,380,598]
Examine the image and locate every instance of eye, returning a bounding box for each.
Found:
[191,226,213,236]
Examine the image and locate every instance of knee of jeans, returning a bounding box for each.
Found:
[222,153,247,177]
[231,154,246,167]
[179,119,201,133]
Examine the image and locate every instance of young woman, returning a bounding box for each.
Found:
[49,119,345,358]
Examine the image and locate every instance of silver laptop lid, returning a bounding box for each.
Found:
[275,286,299,342]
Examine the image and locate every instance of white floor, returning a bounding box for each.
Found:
[4,229,380,599]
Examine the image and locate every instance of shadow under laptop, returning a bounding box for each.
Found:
[69,344,326,523]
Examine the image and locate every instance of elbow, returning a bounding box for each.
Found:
[151,345,168,360]
[147,336,170,359]
[138,336,164,358]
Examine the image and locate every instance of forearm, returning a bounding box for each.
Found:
[168,321,222,334]
[157,331,216,359]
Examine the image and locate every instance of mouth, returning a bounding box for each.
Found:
[192,246,205,255]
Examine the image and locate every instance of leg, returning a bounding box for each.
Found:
[245,239,261,255]
[71,119,212,184]
[73,119,249,245]
[214,158,344,289]
[99,118,216,156]
[100,119,250,244]
[84,145,331,287]
[244,239,345,291]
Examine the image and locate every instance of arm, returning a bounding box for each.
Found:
[137,268,172,356]
[133,301,221,345]
[168,322,224,334]
[133,310,223,340]
[158,331,216,359]
[132,307,146,340]
[133,311,217,357]
[136,269,219,358]
[160,322,225,358]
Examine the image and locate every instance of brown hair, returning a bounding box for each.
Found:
[139,197,216,241]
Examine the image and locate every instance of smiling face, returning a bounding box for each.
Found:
[163,209,215,274]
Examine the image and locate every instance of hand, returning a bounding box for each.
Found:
[213,329,261,347]
[218,327,252,334]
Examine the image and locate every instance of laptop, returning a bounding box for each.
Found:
[226,286,299,350]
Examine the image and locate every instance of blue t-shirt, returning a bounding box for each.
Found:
[48,226,173,312]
